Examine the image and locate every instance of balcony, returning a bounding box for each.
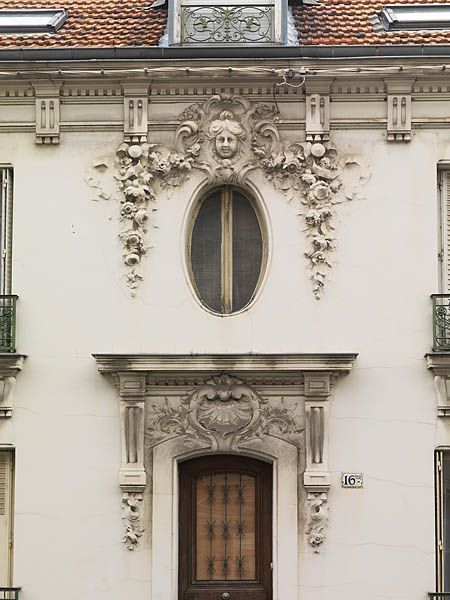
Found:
[0,295,17,353]
[0,589,20,600]
[432,294,450,351]
[429,595,450,599]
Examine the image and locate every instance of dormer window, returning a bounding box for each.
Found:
[0,9,67,34]
[372,4,450,31]
[169,0,288,45]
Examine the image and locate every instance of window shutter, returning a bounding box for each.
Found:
[0,168,13,295]
[0,449,13,586]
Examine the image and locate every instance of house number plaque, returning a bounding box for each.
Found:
[341,473,363,488]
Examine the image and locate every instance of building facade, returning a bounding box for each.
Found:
[0,1,450,599]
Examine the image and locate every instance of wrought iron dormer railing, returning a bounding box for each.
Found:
[428,594,450,599]
[180,2,276,45]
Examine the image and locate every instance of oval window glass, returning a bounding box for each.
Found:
[190,187,264,315]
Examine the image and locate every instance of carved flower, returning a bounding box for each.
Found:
[301,170,317,186]
[311,234,334,251]
[120,230,145,254]
[311,182,331,201]
[283,159,301,174]
[124,253,141,266]
[134,209,149,225]
[330,179,342,193]
[305,208,332,226]
[121,202,138,218]
[319,156,331,169]
[188,142,201,156]
[308,251,332,267]
[125,181,151,200]
[309,531,325,548]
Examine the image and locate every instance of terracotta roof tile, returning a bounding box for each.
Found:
[0,0,167,48]
[292,0,450,45]
[0,0,450,49]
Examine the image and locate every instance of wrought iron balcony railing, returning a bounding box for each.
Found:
[181,3,275,45]
[432,294,450,351]
[0,589,21,600]
[0,295,17,353]
[428,594,450,599]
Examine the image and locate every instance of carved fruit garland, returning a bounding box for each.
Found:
[115,141,196,291]
[114,93,348,298]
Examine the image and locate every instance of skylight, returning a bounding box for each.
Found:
[0,9,68,34]
[377,4,450,31]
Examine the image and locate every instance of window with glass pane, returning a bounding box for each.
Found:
[172,0,287,46]
[436,450,450,591]
[190,187,264,315]
[196,472,256,581]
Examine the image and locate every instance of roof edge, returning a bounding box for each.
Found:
[1,44,450,62]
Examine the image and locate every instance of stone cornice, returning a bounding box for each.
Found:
[93,353,358,376]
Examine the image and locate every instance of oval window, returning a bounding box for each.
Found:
[189,187,265,315]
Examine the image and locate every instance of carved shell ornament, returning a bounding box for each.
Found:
[112,93,358,298]
[145,374,304,452]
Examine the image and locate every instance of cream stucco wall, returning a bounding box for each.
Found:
[0,62,448,600]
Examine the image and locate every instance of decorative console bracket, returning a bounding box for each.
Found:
[427,353,450,417]
[94,353,357,553]
[305,79,332,143]
[122,83,149,144]
[385,78,414,143]
[33,83,61,145]
[114,372,147,549]
[0,354,25,419]
[303,372,331,552]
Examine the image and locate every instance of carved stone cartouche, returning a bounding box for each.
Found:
[112,93,349,298]
[146,374,304,453]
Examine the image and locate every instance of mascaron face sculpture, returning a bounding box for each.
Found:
[209,110,246,160]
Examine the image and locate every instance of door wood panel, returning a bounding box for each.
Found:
[179,455,272,600]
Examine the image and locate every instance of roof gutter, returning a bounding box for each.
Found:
[1,44,450,62]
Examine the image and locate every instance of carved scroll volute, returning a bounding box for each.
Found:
[303,372,331,552]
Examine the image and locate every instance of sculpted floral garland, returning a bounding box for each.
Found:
[115,94,347,298]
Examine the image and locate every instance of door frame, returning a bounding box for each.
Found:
[151,436,299,600]
[178,454,273,599]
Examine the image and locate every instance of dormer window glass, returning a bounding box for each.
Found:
[0,9,67,34]
[170,0,288,45]
[377,4,450,30]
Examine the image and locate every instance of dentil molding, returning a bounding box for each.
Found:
[0,354,25,419]
[94,353,357,551]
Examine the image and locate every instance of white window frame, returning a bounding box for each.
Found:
[0,167,13,296]
[438,166,450,292]
[169,0,288,46]
[0,448,14,587]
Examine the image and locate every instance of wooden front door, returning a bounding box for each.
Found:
[179,455,272,600]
